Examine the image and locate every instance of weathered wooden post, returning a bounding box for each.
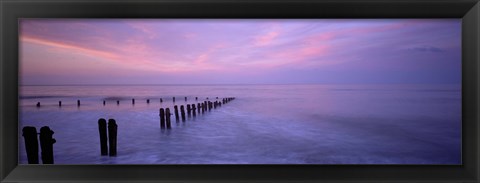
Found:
[192,104,196,116]
[165,108,172,129]
[36,102,40,107]
[173,97,175,103]
[98,118,108,156]
[159,108,166,129]
[117,100,120,105]
[195,97,198,101]
[214,101,217,109]
[77,100,80,106]
[39,126,56,164]
[108,119,117,156]
[180,105,186,122]
[197,103,201,113]
[223,98,226,104]
[216,97,218,99]
[160,98,163,103]
[132,98,135,105]
[204,101,208,112]
[58,101,62,107]
[187,104,191,115]
[185,97,187,101]
[103,100,106,105]
[147,99,150,104]
[174,105,180,122]
[22,126,39,164]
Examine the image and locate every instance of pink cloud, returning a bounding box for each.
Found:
[254,31,280,47]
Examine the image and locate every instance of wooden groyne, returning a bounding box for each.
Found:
[22,126,56,164]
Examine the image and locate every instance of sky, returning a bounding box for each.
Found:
[19,19,461,85]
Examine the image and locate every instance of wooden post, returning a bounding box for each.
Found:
[174,105,180,122]
[132,98,135,105]
[103,100,106,106]
[195,97,198,101]
[39,126,56,164]
[216,97,218,99]
[173,97,175,103]
[165,108,172,129]
[22,126,39,164]
[147,99,150,104]
[77,100,80,106]
[204,101,208,112]
[180,105,186,122]
[117,100,120,105]
[197,103,201,113]
[160,98,163,103]
[58,101,62,107]
[36,102,40,107]
[185,97,187,101]
[187,104,191,115]
[108,119,117,156]
[159,108,166,129]
[98,119,108,156]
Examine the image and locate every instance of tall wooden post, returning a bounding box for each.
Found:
[197,103,201,113]
[103,100,106,106]
[132,98,135,105]
[108,119,117,156]
[174,105,180,122]
[147,99,150,104]
[192,104,196,116]
[77,100,80,106]
[117,100,120,105]
[180,105,186,122]
[98,119,108,156]
[165,108,172,129]
[187,104,191,115]
[160,108,166,129]
[39,126,56,164]
[58,101,62,107]
[22,126,39,164]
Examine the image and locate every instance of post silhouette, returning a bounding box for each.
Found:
[108,119,117,156]
[77,100,80,107]
[173,97,175,103]
[187,104,191,115]
[39,126,56,164]
[160,108,166,129]
[160,98,163,103]
[103,100,106,106]
[36,102,40,107]
[132,98,135,105]
[185,97,187,101]
[192,104,196,116]
[195,97,198,101]
[117,100,120,105]
[197,103,201,113]
[58,101,62,107]
[147,99,150,104]
[22,126,39,164]
[98,118,108,155]
[180,105,186,122]
[174,105,180,122]
[165,108,172,129]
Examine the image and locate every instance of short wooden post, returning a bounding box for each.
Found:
[160,98,163,103]
[58,101,62,107]
[204,101,208,112]
[165,108,172,129]
[22,126,39,164]
[147,99,150,104]
[77,100,80,106]
[108,119,117,156]
[174,105,180,122]
[223,98,226,104]
[173,97,175,103]
[180,105,186,122]
[36,102,40,107]
[195,97,198,101]
[98,118,108,155]
[159,108,166,129]
[103,100,106,106]
[117,100,120,105]
[216,97,218,99]
[39,126,56,164]
[185,97,187,101]
[197,103,201,113]
[132,98,135,105]
[187,104,191,115]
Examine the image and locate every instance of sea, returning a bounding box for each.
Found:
[18,84,461,164]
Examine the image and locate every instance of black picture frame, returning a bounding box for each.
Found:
[1,0,479,182]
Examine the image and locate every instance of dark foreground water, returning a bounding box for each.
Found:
[19,84,461,164]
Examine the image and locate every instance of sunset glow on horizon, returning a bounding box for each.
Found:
[20,19,461,85]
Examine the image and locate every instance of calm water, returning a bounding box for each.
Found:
[18,84,461,164]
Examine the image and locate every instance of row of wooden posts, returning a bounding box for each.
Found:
[159,97,236,129]
[35,97,232,107]
[28,97,235,162]
[22,126,56,164]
